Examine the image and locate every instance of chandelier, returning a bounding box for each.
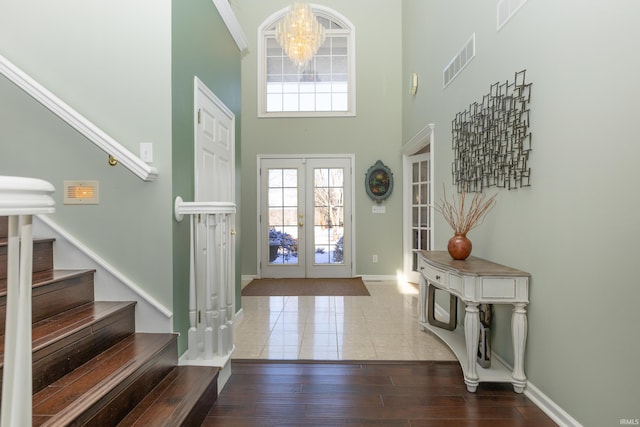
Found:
[275,2,326,69]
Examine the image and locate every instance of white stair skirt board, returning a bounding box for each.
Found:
[33,216,172,333]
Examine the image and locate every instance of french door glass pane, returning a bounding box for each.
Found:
[411,158,431,271]
[313,168,344,265]
[268,168,299,265]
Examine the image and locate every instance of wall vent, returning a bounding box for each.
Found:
[443,33,475,88]
[497,0,528,31]
[63,181,99,205]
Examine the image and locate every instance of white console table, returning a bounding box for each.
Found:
[417,251,530,393]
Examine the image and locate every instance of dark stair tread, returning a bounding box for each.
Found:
[32,333,177,426]
[118,366,219,427]
[0,237,55,280]
[0,269,95,297]
[0,301,136,363]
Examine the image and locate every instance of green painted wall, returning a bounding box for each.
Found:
[0,1,174,308]
[172,0,242,352]
[402,1,640,425]
[0,1,242,357]
[233,0,403,277]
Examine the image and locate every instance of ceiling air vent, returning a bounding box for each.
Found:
[443,33,475,88]
[63,181,99,205]
[497,0,528,31]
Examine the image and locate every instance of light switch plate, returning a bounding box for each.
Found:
[140,142,153,163]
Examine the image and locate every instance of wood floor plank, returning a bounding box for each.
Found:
[202,360,558,427]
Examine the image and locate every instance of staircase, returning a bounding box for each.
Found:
[0,216,218,426]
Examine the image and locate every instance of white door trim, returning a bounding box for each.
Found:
[402,124,435,284]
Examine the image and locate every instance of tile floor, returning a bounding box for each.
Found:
[232,279,456,361]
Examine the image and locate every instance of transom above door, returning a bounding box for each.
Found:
[259,156,354,278]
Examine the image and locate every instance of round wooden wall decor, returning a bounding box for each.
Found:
[365,160,393,202]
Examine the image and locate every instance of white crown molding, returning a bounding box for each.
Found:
[0,53,158,182]
[212,0,248,52]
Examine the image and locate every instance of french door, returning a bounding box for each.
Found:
[405,151,433,284]
[259,156,353,278]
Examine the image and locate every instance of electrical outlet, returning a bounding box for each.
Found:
[372,254,378,263]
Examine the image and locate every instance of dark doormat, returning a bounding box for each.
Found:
[241,277,370,296]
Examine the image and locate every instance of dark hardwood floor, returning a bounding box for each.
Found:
[203,360,557,426]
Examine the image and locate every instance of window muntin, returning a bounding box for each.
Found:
[259,7,355,117]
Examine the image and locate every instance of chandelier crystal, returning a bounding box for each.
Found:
[275,2,326,69]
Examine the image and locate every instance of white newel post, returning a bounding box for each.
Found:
[0,176,55,427]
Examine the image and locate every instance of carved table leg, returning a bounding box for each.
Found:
[418,276,427,330]
[511,302,528,393]
[464,302,480,392]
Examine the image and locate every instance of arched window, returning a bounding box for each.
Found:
[258,5,356,117]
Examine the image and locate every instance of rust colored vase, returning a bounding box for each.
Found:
[447,233,472,260]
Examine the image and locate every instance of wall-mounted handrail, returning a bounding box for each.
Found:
[174,197,236,364]
[0,53,158,182]
[0,175,56,427]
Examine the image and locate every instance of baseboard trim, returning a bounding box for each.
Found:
[360,275,397,281]
[241,275,257,288]
[492,353,583,427]
[242,274,398,283]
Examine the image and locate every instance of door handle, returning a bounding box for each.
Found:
[299,222,304,227]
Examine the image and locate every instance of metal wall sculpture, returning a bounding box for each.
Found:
[452,70,532,192]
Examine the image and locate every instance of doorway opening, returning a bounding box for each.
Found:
[402,124,435,285]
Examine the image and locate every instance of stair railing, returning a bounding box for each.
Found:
[0,53,158,182]
[174,197,236,363]
[0,176,55,427]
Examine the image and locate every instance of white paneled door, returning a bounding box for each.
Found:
[194,76,236,314]
[195,78,234,203]
[260,156,353,278]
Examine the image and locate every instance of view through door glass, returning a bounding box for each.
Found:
[268,167,300,266]
[267,167,345,266]
[312,167,345,266]
[261,157,352,278]
[411,153,431,272]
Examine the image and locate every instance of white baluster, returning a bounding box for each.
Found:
[204,214,218,358]
[225,213,235,354]
[187,215,198,360]
[216,214,227,355]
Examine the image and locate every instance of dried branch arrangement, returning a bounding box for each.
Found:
[435,186,497,235]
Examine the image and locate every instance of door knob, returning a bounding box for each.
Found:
[298,222,304,227]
